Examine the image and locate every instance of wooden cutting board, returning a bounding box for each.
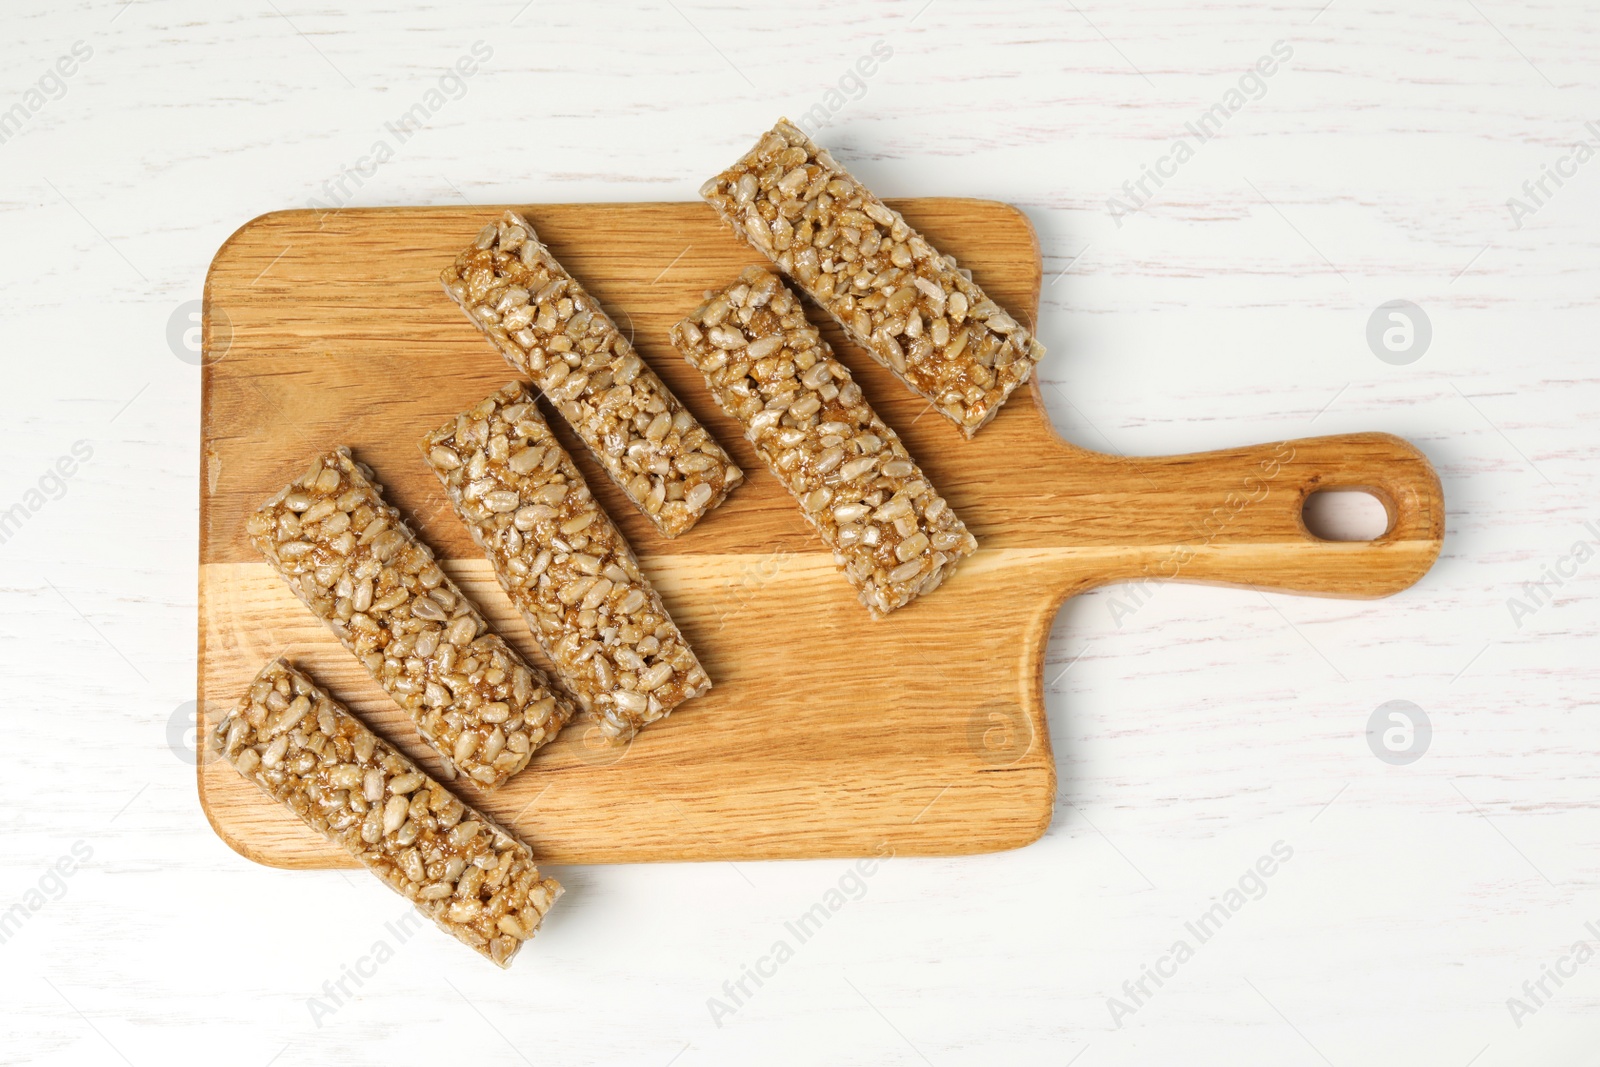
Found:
[197,200,1444,868]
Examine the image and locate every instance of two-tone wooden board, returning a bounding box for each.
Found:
[198,200,1444,867]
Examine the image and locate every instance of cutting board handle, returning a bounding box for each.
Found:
[1067,430,1445,599]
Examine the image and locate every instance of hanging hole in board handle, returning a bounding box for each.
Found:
[1302,489,1392,542]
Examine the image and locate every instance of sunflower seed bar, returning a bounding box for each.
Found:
[420,383,711,740]
[700,119,1047,438]
[440,211,744,537]
[671,267,978,616]
[215,659,561,967]
[246,448,576,787]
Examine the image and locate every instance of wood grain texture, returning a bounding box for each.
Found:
[198,200,1443,868]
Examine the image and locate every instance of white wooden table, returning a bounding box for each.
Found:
[3,2,1597,1063]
